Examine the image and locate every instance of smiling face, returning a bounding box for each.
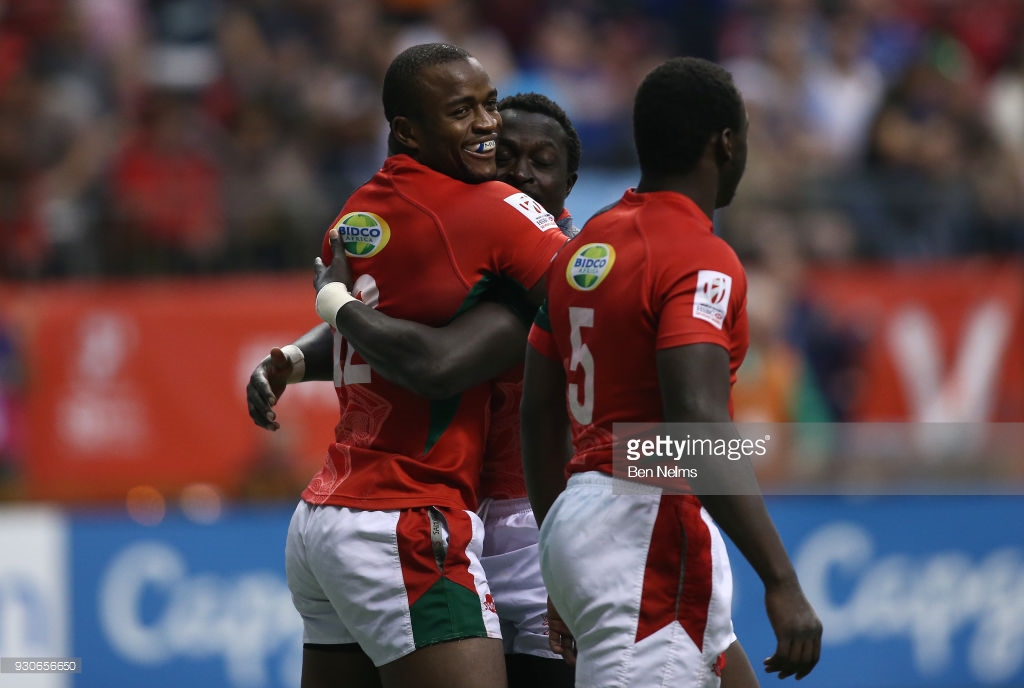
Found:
[495,108,577,217]
[394,57,501,184]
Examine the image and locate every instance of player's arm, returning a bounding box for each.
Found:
[313,228,529,400]
[520,318,573,526]
[246,323,334,431]
[657,343,822,680]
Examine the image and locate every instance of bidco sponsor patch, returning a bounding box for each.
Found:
[333,212,391,258]
[566,243,616,291]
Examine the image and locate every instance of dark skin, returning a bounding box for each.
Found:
[495,109,577,218]
[249,55,513,688]
[248,70,589,688]
[248,103,580,688]
[520,114,822,681]
[247,105,575,419]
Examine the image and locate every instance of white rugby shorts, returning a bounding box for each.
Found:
[478,496,560,659]
[285,500,502,666]
[539,472,736,687]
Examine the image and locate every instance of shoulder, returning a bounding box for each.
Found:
[468,182,559,232]
[653,228,744,280]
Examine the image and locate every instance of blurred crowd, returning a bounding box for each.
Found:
[0,0,1022,280]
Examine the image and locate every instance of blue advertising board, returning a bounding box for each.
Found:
[10,494,1013,687]
[70,506,301,688]
[728,496,1024,688]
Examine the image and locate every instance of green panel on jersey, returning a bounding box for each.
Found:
[423,273,532,454]
[425,395,461,454]
[533,299,552,332]
[409,577,488,648]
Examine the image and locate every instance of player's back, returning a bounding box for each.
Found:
[539,188,749,475]
[303,154,565,511]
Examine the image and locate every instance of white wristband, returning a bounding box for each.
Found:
[280,344,306,383]
[316,282,358,325]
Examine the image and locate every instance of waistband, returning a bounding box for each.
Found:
[566,471,664,495]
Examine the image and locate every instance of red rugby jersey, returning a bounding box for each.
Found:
[528,189,749,476]
[302,154,566,510]
[479,208,576,501]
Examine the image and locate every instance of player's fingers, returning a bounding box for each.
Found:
[763,649,793,678]
[563,635,577,667]
[268,347,288,367]
[246,388,278,430]
[548,631,565,655]
[767,633,793,672]
[329,228,344,256]
[793,635,821,679]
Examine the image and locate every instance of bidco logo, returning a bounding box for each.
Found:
[333,212,391,257]
[566,243,616,291]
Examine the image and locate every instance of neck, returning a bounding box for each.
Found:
[635,172,717,219]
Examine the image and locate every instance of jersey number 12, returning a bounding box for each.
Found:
[333,274,379,386]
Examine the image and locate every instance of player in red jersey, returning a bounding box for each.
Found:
[521,57,822,687]
[314,93,582,687]
[478,93,579,687]
[247,44,566,688]
[249,91,579,687]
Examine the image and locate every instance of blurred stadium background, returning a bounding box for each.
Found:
[0,0,1022,686]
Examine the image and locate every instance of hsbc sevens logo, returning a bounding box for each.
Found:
[702,275,729,305]
[519,198,543,214]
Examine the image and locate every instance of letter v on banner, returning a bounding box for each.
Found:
[887,300,1011,454]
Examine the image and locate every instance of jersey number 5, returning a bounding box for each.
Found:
[333,274,379,386]
[568,306,594,424]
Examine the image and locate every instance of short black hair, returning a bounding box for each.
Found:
[497,92,582,174]
[382,43,472,122]
[633,57,744,176]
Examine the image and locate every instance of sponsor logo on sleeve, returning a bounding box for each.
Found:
[693,270,731,328]
[333,212,391,257]
[566,243,616,291]
[503,192,557,230]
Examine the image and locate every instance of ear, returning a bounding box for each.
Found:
[391,116,419,151]
[715,127,734,165]
[565,171,579,196]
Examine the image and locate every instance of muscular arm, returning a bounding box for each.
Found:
[520,343,573,526]
[290,322,336,381]
[657,343,821,680]
[334,300,529,400]
[314,227,548,400]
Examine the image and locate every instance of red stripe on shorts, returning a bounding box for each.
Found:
[635,496,713,650]
[441,509,479,593]
[396,509,441,607]
[636,496,684,643]
[677,497,713,650]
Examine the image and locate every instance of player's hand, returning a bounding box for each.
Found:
[246,348,293,431]
[313,228,354,293]
[547,597,577,667]
[763,579,822,680]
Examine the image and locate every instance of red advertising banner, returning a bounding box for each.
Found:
[803,261,1024,422]
[0,276,338,502]
[0,261,1021,503]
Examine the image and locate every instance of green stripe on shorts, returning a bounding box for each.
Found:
[410,577,487,648]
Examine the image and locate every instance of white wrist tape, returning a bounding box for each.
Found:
[315,282,358,325]
[280,344,305,383]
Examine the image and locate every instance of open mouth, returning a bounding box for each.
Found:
[465,140,496,154]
